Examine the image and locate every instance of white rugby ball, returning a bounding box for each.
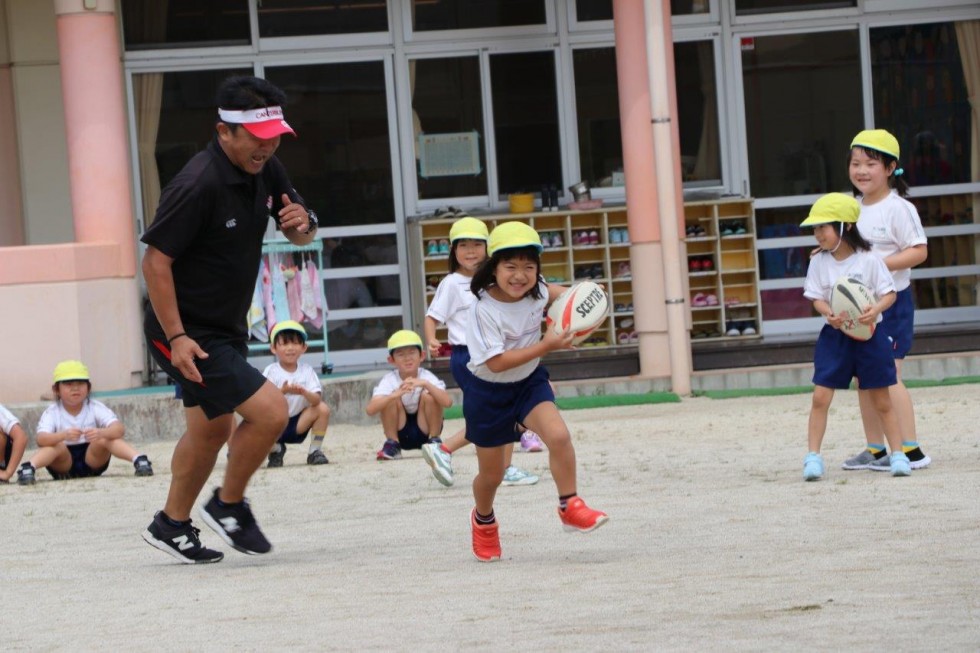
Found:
[546,281,609,345]
[831,276,876,342]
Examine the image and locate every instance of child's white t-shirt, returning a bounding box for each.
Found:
[262,361,322,418]
[857,191,927,292]
[803,250,896,324]
[426,272,475,346]
[37,399,120,446]
[372,368,446,414]
[466,282,549,383]
[0,404,20,434]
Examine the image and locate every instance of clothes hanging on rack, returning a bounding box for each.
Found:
[270,252,291,329]
[248,260,268,342]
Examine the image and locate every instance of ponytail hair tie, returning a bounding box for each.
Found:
[894,167,904,177]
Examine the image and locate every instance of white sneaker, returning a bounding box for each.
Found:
[502,465,539,486]
[421,442,454,487]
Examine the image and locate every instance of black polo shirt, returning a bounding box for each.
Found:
[141,138,307,340]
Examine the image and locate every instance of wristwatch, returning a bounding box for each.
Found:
[307,210,319,234]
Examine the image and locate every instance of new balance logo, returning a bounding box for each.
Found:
[171,535,194,551]
[225,218,237,228]
[219,517,241,533]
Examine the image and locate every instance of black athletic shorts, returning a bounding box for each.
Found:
[147,331,266,420]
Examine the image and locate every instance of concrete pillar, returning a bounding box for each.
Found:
[612,0,671,378]
[54,0,136,275]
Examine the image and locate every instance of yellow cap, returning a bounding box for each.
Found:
[387,329,423,352]
[53,360,90,383]
[851,129,900,160]
[800,193,861,227]
[449,216,489,243]
[270,320,307,343]
[487,221,542,256]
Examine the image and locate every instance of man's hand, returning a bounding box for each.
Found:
[279,193,311,233]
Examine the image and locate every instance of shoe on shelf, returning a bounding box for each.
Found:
[705,294,719,306]
[142,511,224,564]
[692,293,708,307]
[134,454,154,477]
[16,462,35,486]
[889,452,911,477]
[376,438,402,461]
[558,497,608,533]
[841,448,885,470]
[725,321,740,337]
[307,449,329,465]
[701,257,714,271]
[267,445,285,468]
[551,232,564,247]
[741,322,757,336]
[200,488,272,555]
[421,442,454,487]
[470,509,501,562]
[689,258,702,272]
[803,452,824,481]
[502,465,539,486]
[618,331,631,344]
[426,240,439,256]
[520,430,544,452]
[438,239,450,255]
[629,331,639,344]
[588,230,600,245]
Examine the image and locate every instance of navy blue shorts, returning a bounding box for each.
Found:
[812,324,897,390]
[878,287,914,359]
[1,432,11,471]
[462,366,554,447]
[277,413,310,444]
[397,412,429,450]
[146,331,266,420]
[449,345,471,392]
[49,442,109,480]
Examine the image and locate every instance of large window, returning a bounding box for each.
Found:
[265,62,395,228]
[257,0,389,38]
[572,42,721,191]
[741,30,862,197]
[121,0,250,50]
[412,57,488,200]
[412,0,546,31]
[871,22,976,187]
[133,68,252,226]
[490,51,562,196]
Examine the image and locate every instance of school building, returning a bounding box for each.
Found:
[1,0,978,402]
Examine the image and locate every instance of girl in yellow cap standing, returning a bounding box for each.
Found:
[16,361,152,485]
[843,129,930,472]
[421,215,541,488]
[800,194,908,481]
[460,221,608,562]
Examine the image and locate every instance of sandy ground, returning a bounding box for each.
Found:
[2,384,979,652]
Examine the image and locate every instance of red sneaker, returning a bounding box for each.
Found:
[558,497,609,533]
[471,509,501,562]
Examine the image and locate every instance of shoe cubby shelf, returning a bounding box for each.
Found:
[684,198,763,341]
[408,198,764,354]
[409,207,637,355]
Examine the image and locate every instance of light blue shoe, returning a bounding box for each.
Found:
[421,442,453,487]
[803,452,824,481]
[889,451,911,477]
[502,465,539,486]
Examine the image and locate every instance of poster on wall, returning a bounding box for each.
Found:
[418,131,481,178]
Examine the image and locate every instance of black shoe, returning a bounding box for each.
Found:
[17,463,35,486]
[200,488,272,555]
[141,511,224,564]
[268,444,285,468]
[134,455,154,477]
[306,449,329,465]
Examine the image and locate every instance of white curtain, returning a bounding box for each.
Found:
[135,73,164,226]
[954,21,979,185]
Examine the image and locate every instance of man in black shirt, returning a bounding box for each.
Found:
[141,75,318,564]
